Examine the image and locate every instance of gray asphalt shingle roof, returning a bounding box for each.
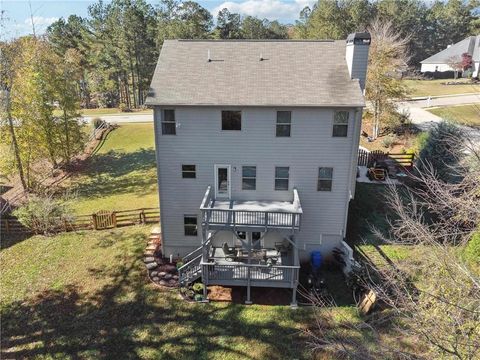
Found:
[421,35,480,64]
[146,40,365,107]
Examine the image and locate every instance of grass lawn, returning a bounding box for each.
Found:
[427,104,480,127]
[67,123,158,215]
[403,79,480,97]
[1,226,372,359]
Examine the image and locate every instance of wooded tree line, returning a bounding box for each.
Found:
[45,0,289,109]
[0,37,86,190]
[43,0,479,110]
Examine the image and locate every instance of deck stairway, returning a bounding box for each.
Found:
[178,246,203,286]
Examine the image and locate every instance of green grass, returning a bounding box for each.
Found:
[347,183,395,244]
[1,226,361,359]
[81,108,152,116]
[403,79,480,97]
[427,104,480,127]
[67,123,158,215]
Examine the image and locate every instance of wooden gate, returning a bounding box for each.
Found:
[93,210,116,230]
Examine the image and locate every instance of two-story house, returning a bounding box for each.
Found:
[146,33,370,305]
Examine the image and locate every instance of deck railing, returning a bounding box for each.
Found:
[200,186,302,230]
[202,262,299,286]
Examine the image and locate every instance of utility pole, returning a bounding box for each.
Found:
[29,0,36,37]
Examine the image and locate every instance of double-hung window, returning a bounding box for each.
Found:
[275,167,289,190]
[184,215,197,236]
[276,111,291,137]
[162,109,176,135]
[242,166,256,190]
[332,111,349,137]
[222,111,241,130]
[182,165,196,178]
[318,167,333,191]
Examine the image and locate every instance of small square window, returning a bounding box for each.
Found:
[242,166,256,190]
[318,167,333,191]
[333,111,349,137]
[222,111,241,130]
[184,215,197,236]
[276,111,291,137]
[275,166,289,190]
[237,231,246,239]
[162,109,176,135]
[182,165,196,178]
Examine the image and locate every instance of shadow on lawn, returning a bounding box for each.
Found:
[71,148,158,200]
[1,230,310,360]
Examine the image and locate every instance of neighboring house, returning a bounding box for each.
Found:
[420,35,480,77]
[146,33,370,305]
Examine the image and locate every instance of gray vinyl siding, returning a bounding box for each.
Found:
[154,106,362,259]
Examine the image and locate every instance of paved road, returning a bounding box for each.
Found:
[398,93,480,143]
[82,113,153,124]
[403,93,480,109]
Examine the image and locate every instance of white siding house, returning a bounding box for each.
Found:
[146,34,370,305]
[420,35,480,77]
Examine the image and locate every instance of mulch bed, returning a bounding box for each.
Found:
[208,286,293,305]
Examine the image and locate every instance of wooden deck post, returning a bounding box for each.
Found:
[92,214,98,230]
[245,232,252,305]
[291,234,299,308]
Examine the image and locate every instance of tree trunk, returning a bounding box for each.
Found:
[127,49,137,108]
[63,108,71,162]
[7,115,28,191]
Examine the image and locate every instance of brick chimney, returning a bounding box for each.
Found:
[345,32,371,93]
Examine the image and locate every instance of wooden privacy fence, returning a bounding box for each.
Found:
[1,207,160,234]
[358,149,415,168]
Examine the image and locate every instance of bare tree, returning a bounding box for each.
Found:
[307,123,480,359]
[366,18,410,139]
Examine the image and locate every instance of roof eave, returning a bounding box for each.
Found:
[144,101,365,108]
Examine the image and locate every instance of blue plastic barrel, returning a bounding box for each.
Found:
[311,251,323,271]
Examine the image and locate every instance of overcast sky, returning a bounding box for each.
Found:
[1,0,317,39]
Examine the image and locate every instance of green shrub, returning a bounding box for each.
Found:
[381,135,395,149]
[192,282,204,294]
[13,195,74,235]
[464,231,480,265]
[92,117,104,129]
[418,121,464,182]
[119,103,131,112]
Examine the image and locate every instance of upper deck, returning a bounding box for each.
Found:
[200,186,302,231]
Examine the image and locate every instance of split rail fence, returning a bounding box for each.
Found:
[1,207,160,235]
[358,149,415,168]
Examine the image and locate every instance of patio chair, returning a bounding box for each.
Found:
[367,167,387,181]
[222,242,237,261]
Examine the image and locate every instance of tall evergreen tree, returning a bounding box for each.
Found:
[215,8,243,39]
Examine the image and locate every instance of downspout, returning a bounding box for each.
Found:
[343,108,362,238]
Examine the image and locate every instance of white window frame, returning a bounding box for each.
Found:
[182,165,196,179]
[242,166,256,190]
[221,110,242,131]
[276,111,291,137]
[184,215,198,236]
[332,110,349,137]
[214,164,231,199]
[274,166,289,191]
[161,109,176,135]
[318,167,333,191]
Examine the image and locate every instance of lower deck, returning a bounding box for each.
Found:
[202,246,298,288]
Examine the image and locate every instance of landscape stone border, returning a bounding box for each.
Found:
[144,229,179,288]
